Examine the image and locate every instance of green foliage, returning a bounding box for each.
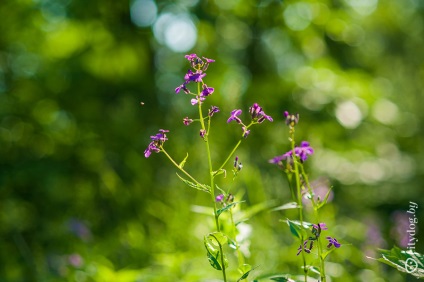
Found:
[204,232,229,271]
[368,246,424,279]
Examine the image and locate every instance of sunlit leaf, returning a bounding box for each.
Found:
[271,202,300,211]
[204,232,229,271]
[178,153,189,168]
[217,201,244,217]
[286,219,312,239]
[237,264,259,281]
[367,246,424,279]
[176,173,210,193]
[316,187,333,210]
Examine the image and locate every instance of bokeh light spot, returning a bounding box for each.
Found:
[284,2,313,31]
[130,0,157,28]
[335,100,363,128]
[153,13,197,52]
[372,99,399,125]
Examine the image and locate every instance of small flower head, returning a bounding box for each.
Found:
[249,103,273,123]
[208,106,220,117]
[183,117,193,126]
[175,83,189,94]
[294,141,314,162]
[216,194,224,202]
[326,236,341,248]
[144,129,169,158]
[312,223,328,231]
[200,129,206,139]
[242,126,250,138]
[201,84,214,97]
[297,240,313,255]
[191,96,206,105]
[284,111,300,127]
[227,109,243,124]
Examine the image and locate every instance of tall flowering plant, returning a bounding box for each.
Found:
[145,54,272,281]
[269,112,342,282]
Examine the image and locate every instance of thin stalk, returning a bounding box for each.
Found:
[299,165,326,281]
[197,83,226,281]
[217,123,253,171]
[289,127,308,281]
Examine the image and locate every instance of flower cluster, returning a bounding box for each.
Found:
[227,103,273,138]
[297,223,340,255]
[144,129,169,158]
[216,193,235,206]
[175,54,215,106]
[269,141,314,166]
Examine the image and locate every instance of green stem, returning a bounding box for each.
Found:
[217,122,253,172]
[289,127,308,281]
[210,233,227,282]
[299,166,326,281]
[197,82,226,281]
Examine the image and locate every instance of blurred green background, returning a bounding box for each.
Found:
[1,0,423,281]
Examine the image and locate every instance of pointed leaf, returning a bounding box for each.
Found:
[271,202,300,211]
[286,219,312,239]
[204,233,229,271]
[213,169,227,178]
[179,153,189,168]
[176,173,210,193]
[367,246,424,279]
[316,187,333,210]
[237,264,259,282]
[217,201,244,217]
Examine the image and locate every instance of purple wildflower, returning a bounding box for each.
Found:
[208,106,220,117]
[144,129,169,158]
[295,141,314,162]
[175,83,189,94]
[216,194,224,202]
[312,223,328,231]
[234,156,239,168]
[201,84,214,97]
[227,109,243,123]
[203,57,215,63]
[191,96,206,105]
[184,69,206,83]
[268,151,292,165]
[249,103,273,123]
[297,240,314,255]
[326,236,341,248]
[183,117,193,126]
[185,53,197,61]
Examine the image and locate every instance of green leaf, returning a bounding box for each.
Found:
[286,219,312,239]
[271,202,300,211]
[237,264,257,281]
[213,168,226,178]
[367,246,424,279]
[204,232,229,271]
[178,153,189,168]
[176,173,210,193]
[217,201,244,217]
[316,187,333,210]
